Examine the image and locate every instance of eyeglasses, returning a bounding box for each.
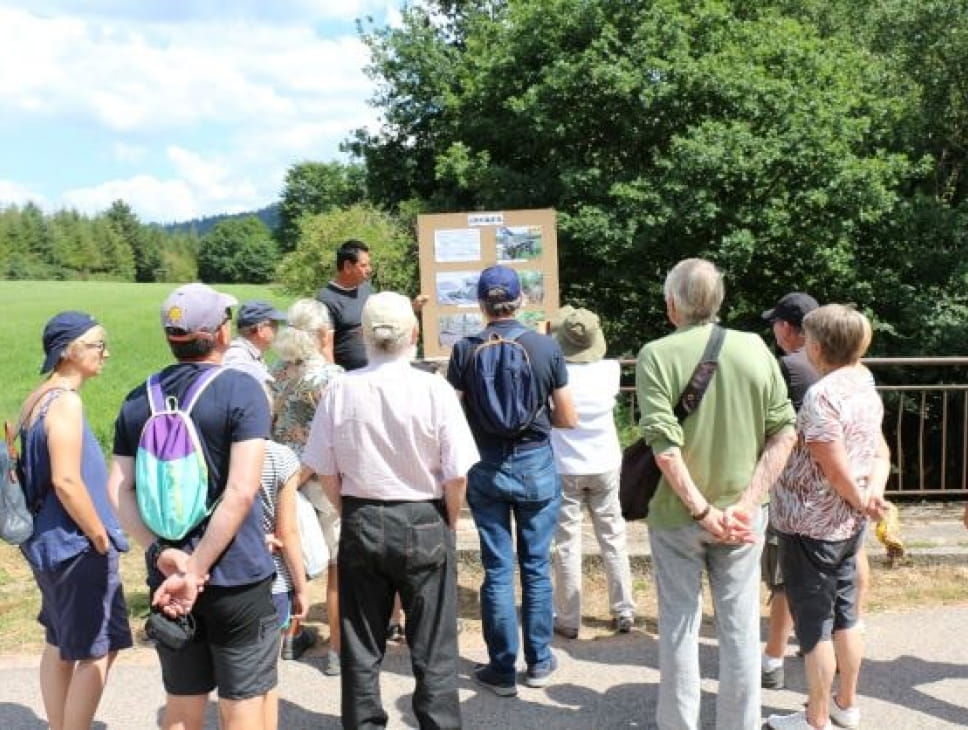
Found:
[80,341,108,352]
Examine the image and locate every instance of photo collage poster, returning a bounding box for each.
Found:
[417,209,559,358]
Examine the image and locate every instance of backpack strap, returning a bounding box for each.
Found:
[146,367,223,415]
[478,322,531,343]
[182,367,223,414]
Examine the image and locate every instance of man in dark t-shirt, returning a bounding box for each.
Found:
[447,265,577,695]
[316,239,373,371]
[109,283,276,729]
[760,291,820,690]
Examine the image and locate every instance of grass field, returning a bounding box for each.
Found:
[0,280,295,449]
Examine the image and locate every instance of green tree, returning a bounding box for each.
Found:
[276,204,417,297]
[351,0,917,353]
[106,199,162,282]
[275,161,367,253]
[198,216,279,283]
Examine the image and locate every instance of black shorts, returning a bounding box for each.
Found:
[156,576,279,700]
[777,529,864,654]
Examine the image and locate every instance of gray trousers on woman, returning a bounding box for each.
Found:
[648,507,765,730]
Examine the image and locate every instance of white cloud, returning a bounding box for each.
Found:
[0,180,47,208]
[61,176,200,222]
[0,2,393,222]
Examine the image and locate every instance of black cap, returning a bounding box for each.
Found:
[762,292,819,328]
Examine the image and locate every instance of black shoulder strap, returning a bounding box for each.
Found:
[673,325,726,421]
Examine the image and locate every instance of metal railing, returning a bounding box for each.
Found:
[617,357,968,500]
[424,355,968,499]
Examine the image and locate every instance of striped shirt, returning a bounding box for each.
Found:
[260,440,300,595]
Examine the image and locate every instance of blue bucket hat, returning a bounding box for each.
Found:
[41,311,99,374]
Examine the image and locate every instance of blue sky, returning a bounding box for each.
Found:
[0,1,399,223]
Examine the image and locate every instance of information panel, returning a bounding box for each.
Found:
[417,208,559,358]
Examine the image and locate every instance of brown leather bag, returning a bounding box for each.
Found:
[619,326,725,521]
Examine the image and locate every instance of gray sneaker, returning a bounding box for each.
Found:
[761,664,785,689]
[523,654,558,688]
[473,664,517,697]
[324,649,341,676]
[616,615,634,633]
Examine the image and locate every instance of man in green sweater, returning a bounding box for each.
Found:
[636,258,796,730]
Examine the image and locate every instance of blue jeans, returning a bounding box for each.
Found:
[467,444,561,678]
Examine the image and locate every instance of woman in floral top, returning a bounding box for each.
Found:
[767,305,891,730]
[271,297,344,676]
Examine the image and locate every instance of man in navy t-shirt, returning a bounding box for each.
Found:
[110,283,276,729]
[447,265,577,695]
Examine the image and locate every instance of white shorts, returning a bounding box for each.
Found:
[301,479,341,564]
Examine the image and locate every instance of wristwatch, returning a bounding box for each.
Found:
[691,504,712,522]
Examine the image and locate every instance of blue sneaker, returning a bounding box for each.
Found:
[524,654,558,688]
[473,664,517,697]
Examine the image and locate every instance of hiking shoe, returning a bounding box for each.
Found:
[766,710,831,730]
[762,664,785,689]
[523,654,558,688]
[473,664,517,697]
[324,649,341,676]
[553,622,578,640]
[387,622,405,644]
[829,696,860,729]
[281,626,317,660]
[616,615,634,633]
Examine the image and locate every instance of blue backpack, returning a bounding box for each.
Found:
[135,368,223,541]
[462,324,544,439]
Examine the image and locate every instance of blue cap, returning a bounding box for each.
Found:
[41,311,99,374]
[477,265,521,303]
[237,300,287,328]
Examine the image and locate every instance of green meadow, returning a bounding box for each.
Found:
[0,280,296,449]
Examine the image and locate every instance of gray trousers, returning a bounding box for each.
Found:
[552,470,635,629]
[648,507,765,730]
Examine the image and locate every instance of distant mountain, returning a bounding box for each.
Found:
[160,203,280,237]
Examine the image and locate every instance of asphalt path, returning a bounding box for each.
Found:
[1,605,966,728]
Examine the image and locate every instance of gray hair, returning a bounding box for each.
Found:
[480,294,523,319]
[663,258,724,325]
[273,298,331,363]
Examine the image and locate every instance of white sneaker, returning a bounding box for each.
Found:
[766,710,832,730]
[829,696,860,728]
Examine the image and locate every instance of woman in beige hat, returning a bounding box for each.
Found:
[549,307,636,638]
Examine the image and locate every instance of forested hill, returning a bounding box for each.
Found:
[160,203,279,237]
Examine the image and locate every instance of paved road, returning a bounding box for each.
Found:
[1,605,966,729]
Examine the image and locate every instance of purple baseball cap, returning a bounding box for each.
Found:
[160,283,238,338]
[40,311,99,374]
[477,265,521,302]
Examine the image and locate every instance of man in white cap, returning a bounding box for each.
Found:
[110,283,277,730]
[303,291,478,729]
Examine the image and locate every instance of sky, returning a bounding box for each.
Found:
[0,1,399,223]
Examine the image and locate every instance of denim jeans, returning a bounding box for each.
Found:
[467,443,561,678]
[552,469,635,630]
[338,498,460,730]
[649,507,766,730]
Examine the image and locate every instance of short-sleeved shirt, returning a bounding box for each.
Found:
[446,319,569,452]
[636,323,796,529]
[112,363,274,588]
[316,281,372,371]
[270,357,344,458]
[770,366,884,541]
[259,441,300,595]
[779,347,820,412]
[303,354,480,501]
